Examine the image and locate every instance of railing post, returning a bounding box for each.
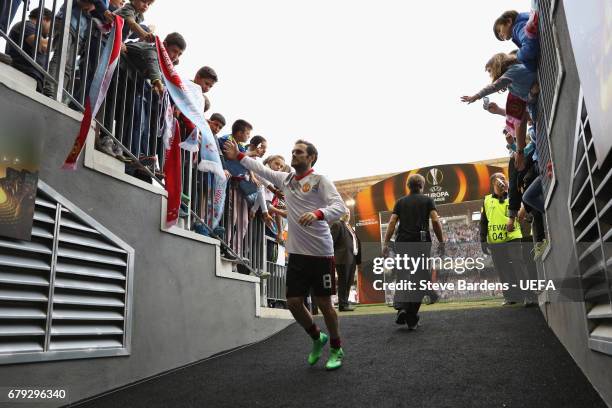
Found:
[187,152,193,228]
[55,0,73,102]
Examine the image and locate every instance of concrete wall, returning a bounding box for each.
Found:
[0,72,292,406]
[541,2,612,406]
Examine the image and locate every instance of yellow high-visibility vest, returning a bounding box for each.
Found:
[483,194,522,244]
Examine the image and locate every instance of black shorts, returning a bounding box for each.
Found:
[286,254,336,298]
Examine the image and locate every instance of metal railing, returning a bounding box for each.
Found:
[535,0,562,196]
[263,235,287,307]
[2,1,280,296]
[1,0,165,179]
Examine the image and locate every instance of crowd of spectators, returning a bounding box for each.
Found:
[1,1,290,262]
[460,1,548,255]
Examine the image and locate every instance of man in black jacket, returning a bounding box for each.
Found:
[383,174,445,329]
[331,210,361,311]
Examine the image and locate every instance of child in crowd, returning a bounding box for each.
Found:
[97,32,186,160]
[244,136,274,227]
[114,0,155,43]
[262,155,288,263]
[493,9,539,72]
[43,0,114,100]
[207,113,226,136]
[125,31,185,95]
[194,66,218,94]
[5,7,53,92]
[177,67,218,144]
[219,119,252,174]
[263,155,288,238]
[461,52,537,137]
[218,119,254,254]
[110,0,126,12]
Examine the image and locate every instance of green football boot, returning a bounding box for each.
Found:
[307,332,328,365]
[325,347,344,371]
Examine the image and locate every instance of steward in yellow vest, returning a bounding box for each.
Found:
[479,173,527,305]
[482,193,523,244]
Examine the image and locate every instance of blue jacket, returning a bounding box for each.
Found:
[505,64,537,101]
[512,12,539,72]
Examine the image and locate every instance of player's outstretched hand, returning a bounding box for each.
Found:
[223,139,240,160]
[298,212,317,226]
[460,95,479,104]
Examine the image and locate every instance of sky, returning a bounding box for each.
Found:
[9,0,530,181]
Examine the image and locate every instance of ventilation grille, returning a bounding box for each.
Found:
[569,95,612,356]
[535,0,563,197]
[0,182,133,364]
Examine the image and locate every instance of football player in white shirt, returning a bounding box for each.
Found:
[223,138,346,370]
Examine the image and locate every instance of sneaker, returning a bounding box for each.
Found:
[251,270,271,279]
[112,144,132,162]
[325,347,344,371]
[502,301,517,306]
[0,52,12,65]
[97,136,116,157]
[395,309,407,325]
[533,239,548,260]
[308,332,328,365]
[406,314,420,330]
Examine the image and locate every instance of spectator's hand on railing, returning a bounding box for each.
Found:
[268,186,284,200]
[460,95,480,104]
[104,10,114,24]
[38,38,49,54]
[223,139,240,160]
[263,213,274,229]
[143,32,156,43]
[152,79,164,95]
[224,170,231,179]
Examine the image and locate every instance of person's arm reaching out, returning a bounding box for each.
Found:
[461,77,513,104]
[223,139,286,187]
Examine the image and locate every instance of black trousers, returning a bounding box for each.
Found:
[335,260,356,308]
[490,238,528,302]
[393,241,432,323]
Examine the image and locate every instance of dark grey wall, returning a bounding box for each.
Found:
[541,2,612,406]
[0,83,292,406]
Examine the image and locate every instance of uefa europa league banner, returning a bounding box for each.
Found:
[353,163,507,304]
[0,97,44,241]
